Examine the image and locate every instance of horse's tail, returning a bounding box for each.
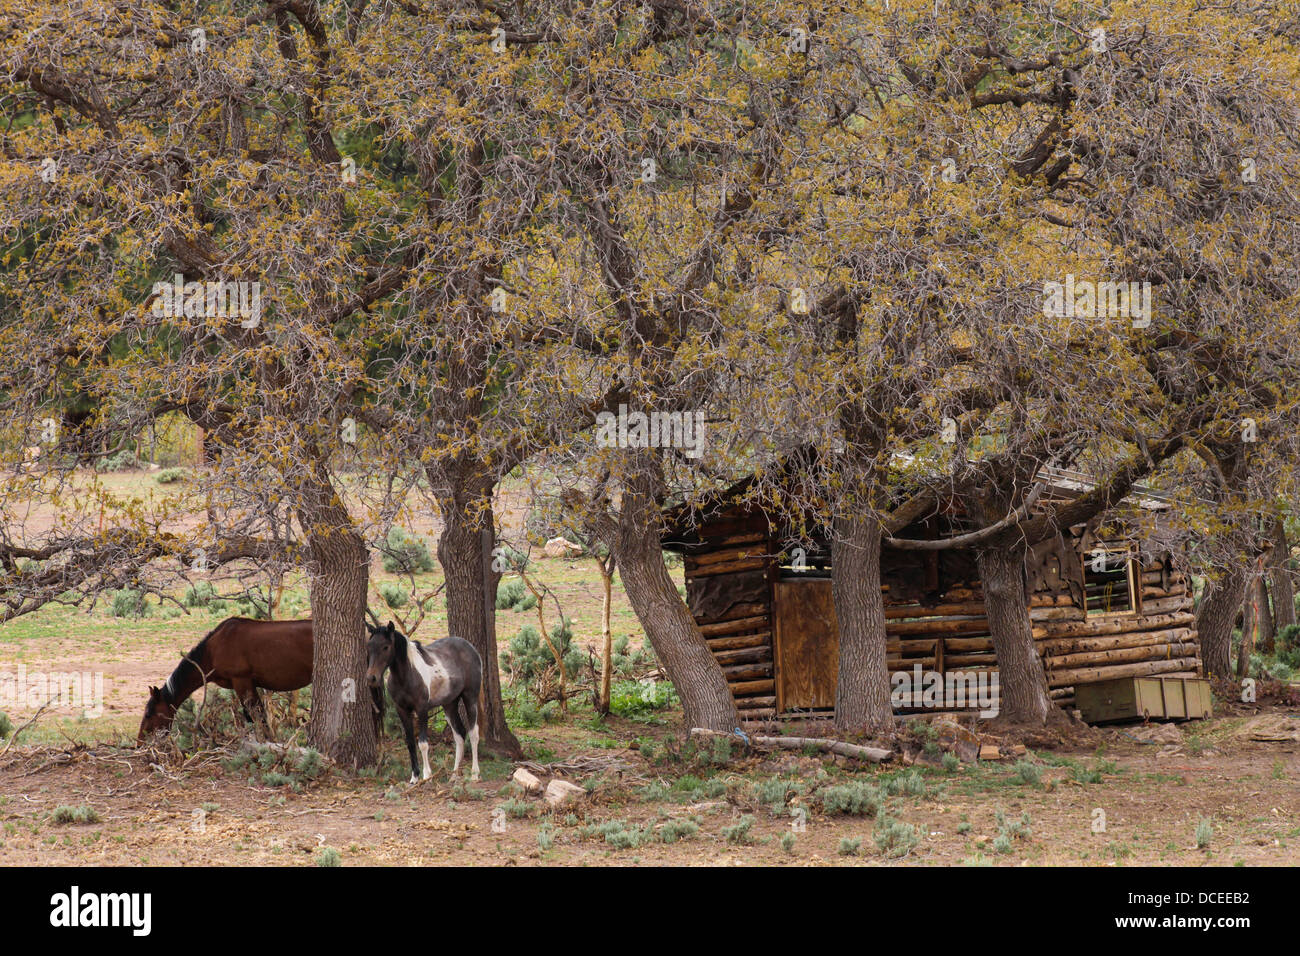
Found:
[370,680,386,734]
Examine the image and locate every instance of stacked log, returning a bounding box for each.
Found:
[677,514,1201,722]
[1035,558,1201,692]
[682,530,776,721]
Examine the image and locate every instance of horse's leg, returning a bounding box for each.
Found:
[462,694,481,782]
[397,705,419,784]
[444,700,467,778]
[248,687,272,738]
[263,693,275,736]
[417,707,433,782]
[231,678,260,738]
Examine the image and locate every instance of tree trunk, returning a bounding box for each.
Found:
[597,556,614,715]
[301,496,376,768]
[831,511,894,736]
[977,540,1053,724]
[612,488,738,732]
[1250,571,1274,656]
[437,497,522,758]
[1269,515,1296,635]
[1197,565,1249,680]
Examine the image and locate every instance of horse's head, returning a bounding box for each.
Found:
[137,685,176,746]
[365,621,401,690]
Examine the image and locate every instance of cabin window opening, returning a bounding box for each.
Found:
[1082,547,1140,616]
[777,543,831,579]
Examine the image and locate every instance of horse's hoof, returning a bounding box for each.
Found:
[470,772,481,782]
[408,775,418,785]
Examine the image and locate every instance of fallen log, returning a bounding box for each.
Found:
[689,727,892,763]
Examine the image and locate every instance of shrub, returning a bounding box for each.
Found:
[1070,765,1103,785]
[754,777,805,814]
[1011,759,1041,787]
[380,526,434,574]
[1279,623,1300,652]
[109,589,149,618]
[609,679,679,719]
[378,582,409,609]
[658,819,699,843]
[155,467,187,484]
[1273,624,1300,669]
[721,815,755,845]
[873,814,920,858]
[498,799,532,820]
[51,805,100,825]
[500,619,584,695]
[537,824,555,852]
[183,581,219,608]
[780,832,796,854]
[883,769,927,797]
[819,781,884,817]
[0,712,12,740]
[610,635,657,677]
[580,819,651,849]
[994,809,1032,848]
[1195,818,1214,850]
[495,579,537,612]
[838,836,862,856]
[493,546,530,574]
[94,450,138,472]
[315,847,341,867]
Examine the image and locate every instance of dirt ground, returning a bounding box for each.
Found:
[1,704,1298,866]
[2,469,1298,866]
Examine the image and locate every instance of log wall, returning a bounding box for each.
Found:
[681,524,778,723]
[1031,542,1201,707]
[676,512,1201,720]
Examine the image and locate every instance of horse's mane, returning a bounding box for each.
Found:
[156,618,238,707]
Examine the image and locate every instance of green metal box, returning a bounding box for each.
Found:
[1075,676,1213,724]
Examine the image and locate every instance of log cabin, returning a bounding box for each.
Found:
[661,466,1201,724]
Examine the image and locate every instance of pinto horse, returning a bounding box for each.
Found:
[138,617,313,744]
[365,621,482,783]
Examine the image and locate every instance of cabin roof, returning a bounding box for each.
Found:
[662,455,1173,547]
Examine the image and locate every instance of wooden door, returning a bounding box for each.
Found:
[773,579,839,710]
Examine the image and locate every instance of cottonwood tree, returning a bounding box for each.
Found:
[730,0,1300,729]
[0,0,442,764]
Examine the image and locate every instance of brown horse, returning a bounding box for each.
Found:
[138,617,313,744]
